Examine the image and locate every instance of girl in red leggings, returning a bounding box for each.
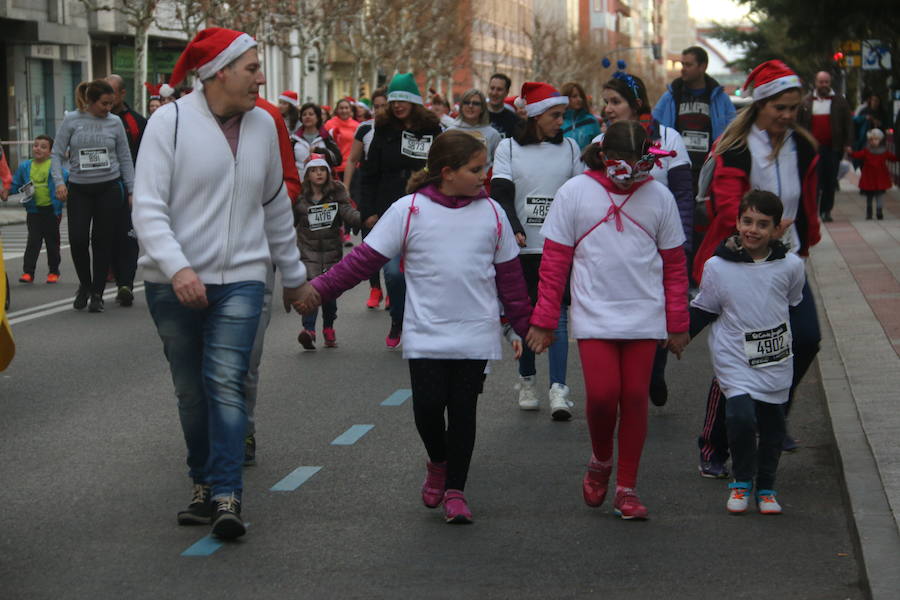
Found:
[527,120,690,519]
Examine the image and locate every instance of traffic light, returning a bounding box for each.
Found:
[833,51,844,62]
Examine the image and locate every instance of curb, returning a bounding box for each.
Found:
[807,229,900,600]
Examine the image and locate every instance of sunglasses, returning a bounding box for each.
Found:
[462,101,483,107]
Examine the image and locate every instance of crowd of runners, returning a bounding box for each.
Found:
[6,24,897,541]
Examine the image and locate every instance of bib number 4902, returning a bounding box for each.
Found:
[743,322,792,368]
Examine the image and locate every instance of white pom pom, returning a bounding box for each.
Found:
[513,97,527,109]
[160,83,174,98]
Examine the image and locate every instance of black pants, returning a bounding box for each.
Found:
[361,226,381,289]
[726,394,786,490]
[67,180,124,296]
[408,358,488,491]
[817,148,842,216]
[113,203,138,289]
[23,207,61,276]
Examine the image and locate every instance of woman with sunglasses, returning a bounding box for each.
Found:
[447,89,502,167]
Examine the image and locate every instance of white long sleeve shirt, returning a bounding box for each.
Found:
[133,90,305,287]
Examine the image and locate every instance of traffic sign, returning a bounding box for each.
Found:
[862,40,891,70]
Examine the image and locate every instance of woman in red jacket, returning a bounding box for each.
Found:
[695,60,821,477]
[324,98,360,181]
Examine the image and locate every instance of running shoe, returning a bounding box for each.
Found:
[756,489,783,515]
[516,376,539,410]
[73,286,89,310]
[782,434,799,452]
[366,287,383,309]
[613,488,649,520]
[211,493,245,539]
[46,273,59,284]
[649,380,668,407]
[342,231,353,248]
[297,329,316,350]
[421,461,447,508]
[548,383,573,420]
[443,489,473,524]
[18,273,33,283]
[582,459,613,507]
[386,321,402,348]
[727,481,752,514]
[88,294,104,313]
[699,460,730,479]
[177,483,213,525]
[116,285,134,307]
[243,434,256,466]
[323,328,337,348]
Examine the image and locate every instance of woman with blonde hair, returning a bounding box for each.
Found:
[447,89,502,166]
[51,79,134,312]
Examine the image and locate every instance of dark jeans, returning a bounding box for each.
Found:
[67,179,124,295]
[301,298,337,331]
[361,226,381,289]
[113,202,138,289]
[725,394,786,490]
[409,358,487,491]
[23,207,61,276]
[698,277,820,461]
[817,148,842,216]
[518,253,569,385]
[383,254,405,324]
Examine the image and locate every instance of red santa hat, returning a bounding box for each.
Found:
[278,90,299,107]
[302,153,331,179]
[170,27,257,86]
[515,82,568,118]
[503,96,518,113]
[742,60,801,102]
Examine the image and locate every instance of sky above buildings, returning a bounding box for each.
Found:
[688,0,751,24]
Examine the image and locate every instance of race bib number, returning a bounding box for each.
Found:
[743,322,792,368]
[17,181,34,202]
[682,131,710,153]
[78,147,110,170]
[400,132,432,160]
[525,196,553,226]
[308,203,339,231]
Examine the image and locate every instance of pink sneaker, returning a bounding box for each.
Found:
[613,488,649,520]
[421,461,447,508]
[297,329,316,350]
[583,459,613,507]
[323,328,337,348]
[366,287,383,309]
[385,321,402,348]
[443,489,473,524]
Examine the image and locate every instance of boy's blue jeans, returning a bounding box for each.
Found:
[145,280,264,500]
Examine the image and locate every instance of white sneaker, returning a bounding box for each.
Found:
[548,383,574,421]
[516,376,539,410]
[756,490,782,515]
[727,482,751,514]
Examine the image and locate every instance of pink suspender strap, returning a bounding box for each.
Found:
[574,188,654,247]
[399,193,418,273]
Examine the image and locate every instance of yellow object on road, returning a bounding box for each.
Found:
[0,237,15,370]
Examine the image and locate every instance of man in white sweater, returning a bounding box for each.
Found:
[132,28,306,540]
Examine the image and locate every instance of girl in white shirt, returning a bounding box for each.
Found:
[526,121,690,520]
[301,130,532,524]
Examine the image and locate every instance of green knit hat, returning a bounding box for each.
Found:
[387,73,423,105]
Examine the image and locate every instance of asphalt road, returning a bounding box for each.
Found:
[0,227,863,599]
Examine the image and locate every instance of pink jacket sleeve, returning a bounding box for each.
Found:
[495,258,532,338]
[659,246,689,333]
[530,239,574,330]
[310,242,390,302]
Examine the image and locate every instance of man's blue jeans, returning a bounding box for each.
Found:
[146,280,264,500]
[382,254,406,324]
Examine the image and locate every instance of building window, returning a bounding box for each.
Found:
[27,59,54,138]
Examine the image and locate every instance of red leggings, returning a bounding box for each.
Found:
[578,339,657,488]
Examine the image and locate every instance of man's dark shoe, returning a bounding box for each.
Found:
[211,493,246,540]
[177,483,212,525]
[243,434,256,466]
[649,380,668,407]
[73,286,89,310]
[88,294,104,313]
[116,285,134,307]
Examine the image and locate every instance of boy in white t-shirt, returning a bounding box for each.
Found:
[690,190,805,515]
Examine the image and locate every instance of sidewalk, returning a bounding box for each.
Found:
[0,202,26,226]
[808,177,900,600]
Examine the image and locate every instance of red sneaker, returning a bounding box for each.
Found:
[366,287,382,309]
[582,460,613,507]
[19,273,33,283]
[323,327,337,348]
[443,489,473,524]
[46,273,60,284]
[385,321,401,348]
[297,329,316,350]
[421,461,447,508]
[613,488,649,520]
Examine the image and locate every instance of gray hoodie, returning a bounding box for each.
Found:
[51,110,135,192]
[446,119,502,167]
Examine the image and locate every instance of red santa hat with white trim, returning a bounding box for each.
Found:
[515,82,568,118]
[170,27,257,87]
[742,60,801,102]
[279,90,299,107]
[302,153,331,179]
